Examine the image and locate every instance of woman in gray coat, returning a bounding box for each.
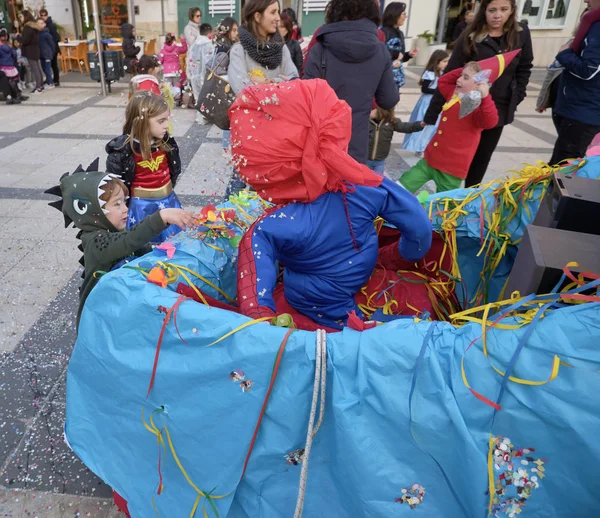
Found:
[228,0,298,96]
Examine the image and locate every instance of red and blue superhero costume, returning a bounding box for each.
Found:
[231,80,434,329]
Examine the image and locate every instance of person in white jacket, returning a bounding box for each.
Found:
[183,7,202,47]
[228,0,298,96]
[188,23,215,103]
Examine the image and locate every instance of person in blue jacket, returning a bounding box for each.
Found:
[304,0,399,165]
[37,18,56,87]
[231,79,432,330]
[550,0,600,164]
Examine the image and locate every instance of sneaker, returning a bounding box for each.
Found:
[46,83,55,89]
[18,95,29,101]
[6,97,22,105]
[30,87,43,94]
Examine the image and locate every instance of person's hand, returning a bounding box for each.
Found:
[475,82,490,98]
[536,108,546,113]
[160,209,197,230]
[279,74,290,81]
[250,74,269,84]
[408,48,418,58]
[180,33,185,41]
[419,121,426,128]
[393,58,402,68]
[558,42,571,53]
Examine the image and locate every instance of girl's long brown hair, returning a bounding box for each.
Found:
[462,0,520,57]
[419,49,449,86]
[243,0,280,40]
[122,92,171,160]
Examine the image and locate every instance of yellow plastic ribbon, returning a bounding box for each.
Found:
[206,317,272,347]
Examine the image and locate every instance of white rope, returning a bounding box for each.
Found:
[293,329,327,518]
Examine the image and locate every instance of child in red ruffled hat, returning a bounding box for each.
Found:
[399,49,521,196]
[230,79,434,329]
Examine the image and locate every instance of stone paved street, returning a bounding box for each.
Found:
[0,68,553,516]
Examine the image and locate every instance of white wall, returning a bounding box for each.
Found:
[382,0,441,40]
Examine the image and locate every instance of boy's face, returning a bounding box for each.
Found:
[37,20,46,30]
[456,66,477,95]
[104,188,129,230]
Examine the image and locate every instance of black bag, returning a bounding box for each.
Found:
[197,52,236,130]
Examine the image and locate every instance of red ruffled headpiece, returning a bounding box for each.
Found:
[229,79,383,204]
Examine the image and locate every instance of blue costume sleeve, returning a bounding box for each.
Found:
[378,177,433,261]
[237,208,306,318]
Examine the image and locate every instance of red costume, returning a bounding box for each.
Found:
[130,74,161,96]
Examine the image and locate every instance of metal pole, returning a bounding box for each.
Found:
[160,0,165,36]
[91,0,107,96]
[436,0,449,44]
[129,0,135,26]
[406,0,413,38]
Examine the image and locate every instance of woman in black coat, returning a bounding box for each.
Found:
[304,0,399,164]
[20,10,44,93]
[279,11,303,74]
[381,2,417,72]
[424,0,533,187]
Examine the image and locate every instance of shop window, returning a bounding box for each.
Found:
[520,0,571,29]
[208,0,236,16]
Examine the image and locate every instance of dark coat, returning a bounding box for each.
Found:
[304,19,400,164]
[21,22,40,61]
[105,134,182,189]
[424,22,534,127]
[39,28,56,61]
[0,43,17,67]
[121,23,140,59]
[368,118,423,161]
[381,25,411,62]
[45,16,61,45]
[554,21,600,127]
[286,38,303,75]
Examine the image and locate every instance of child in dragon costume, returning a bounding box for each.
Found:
[45,159,195,326]
[231,79,437,330]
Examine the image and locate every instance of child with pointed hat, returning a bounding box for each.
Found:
[398,49,521,196]
[45,160,195,326]
[230,79,433,329]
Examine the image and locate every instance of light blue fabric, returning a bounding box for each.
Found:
[367,159,385,175]
[402,94,439,153]
[66,166,600,518]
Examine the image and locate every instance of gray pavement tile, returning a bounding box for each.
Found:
[22,89,102,106]
[0,489,118,517]
[0,107,71,134]
[2,401,113,498]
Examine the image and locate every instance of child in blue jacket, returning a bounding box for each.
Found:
[37,18,56,87]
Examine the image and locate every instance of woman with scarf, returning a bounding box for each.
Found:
[228,0,298,96]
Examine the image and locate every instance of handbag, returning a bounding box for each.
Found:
[197,51,236,130]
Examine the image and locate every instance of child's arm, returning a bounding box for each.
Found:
[85,212,167,266]
[473,91,499,130]
[105,148,135,189]
[437,68,462,100]
[393,118,424,134]
[85,210,194,266]
[176,37,188,54]
[378,177,432,262]
[237,209,305,319]
[421,71,437,94]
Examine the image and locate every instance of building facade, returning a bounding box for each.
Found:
[11,0,586,67]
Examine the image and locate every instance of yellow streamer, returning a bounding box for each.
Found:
[206,317,272,347]
[487,435,495,516]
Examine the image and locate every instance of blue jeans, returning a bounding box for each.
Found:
[222,129,231,150]
[42,59,53,85]
[367,159,385,175]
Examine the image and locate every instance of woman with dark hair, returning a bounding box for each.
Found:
[381,1,417,88]
[20,10,44,93]
[228,0,298,96]
[423,0,533,187]
[283,7,303,42]
[304,0,399,164]
[279,12,302,73]
[184,7,202,46]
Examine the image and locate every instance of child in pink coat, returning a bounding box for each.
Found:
[158,33,188,84]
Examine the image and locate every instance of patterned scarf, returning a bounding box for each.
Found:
[238,26,284,69]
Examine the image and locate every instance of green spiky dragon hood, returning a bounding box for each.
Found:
[44,158,123,233]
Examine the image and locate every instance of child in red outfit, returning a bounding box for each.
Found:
[399,50,521,194]
[129,54,162,96]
